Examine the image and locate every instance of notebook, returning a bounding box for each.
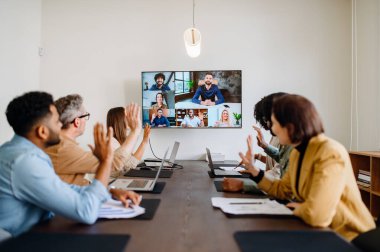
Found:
[206,148,246,178]
[0,232,130,252]
[234,231,360,252]
[144,141,180,168]
[110,148,168,191]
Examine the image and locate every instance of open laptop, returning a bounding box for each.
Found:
[110,148,169,191]
[143,141,180,168]
[206,148,248,178]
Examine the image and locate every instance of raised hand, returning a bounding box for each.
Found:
[198,112,204,121]
[245,134,254,163]
[88,123,114,163]
[143,123,151,143]
[252,125,268,149]
[239,135,260,177]
[151,113,156,122]
[125,103,142,133]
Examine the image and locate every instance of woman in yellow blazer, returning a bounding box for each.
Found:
[239,94,375,241]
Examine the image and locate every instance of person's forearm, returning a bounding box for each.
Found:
[133,139,148,160]
[263,144,280,162]
[94,158,113,187]
[119,130,140,155]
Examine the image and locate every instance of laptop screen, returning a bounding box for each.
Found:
[153,148,169,182]
[168,142,180,163]
[206,148,214,172]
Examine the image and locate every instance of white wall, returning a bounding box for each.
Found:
[353,0,380,151]
[39,0,353,160]
[0,0,41,143]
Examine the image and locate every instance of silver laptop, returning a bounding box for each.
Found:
[144,141,180,168]
[110,148,169,191]
[206,148,243,177]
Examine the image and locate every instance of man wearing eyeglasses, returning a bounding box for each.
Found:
[45,94,142,186]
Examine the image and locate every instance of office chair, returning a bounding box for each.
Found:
[0,228,11,243]
[351,227,380,252]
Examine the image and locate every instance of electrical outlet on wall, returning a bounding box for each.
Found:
[38,47,44,56]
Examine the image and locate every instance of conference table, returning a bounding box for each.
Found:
[33,160,315,252]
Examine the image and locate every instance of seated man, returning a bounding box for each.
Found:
[181,109,204,128]
[191,72,224,106]
[149,72,171,91]
[0,91,140,237]
[45,94,142,186]
[151,108,170,127]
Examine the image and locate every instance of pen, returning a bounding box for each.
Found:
[229,202,263,205]
[233,161,243,170]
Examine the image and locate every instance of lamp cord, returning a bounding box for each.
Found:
[193,0,195,28]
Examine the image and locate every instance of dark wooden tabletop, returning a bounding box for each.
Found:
[33,160,314,252]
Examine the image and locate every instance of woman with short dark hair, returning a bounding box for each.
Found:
[239,94,375,240]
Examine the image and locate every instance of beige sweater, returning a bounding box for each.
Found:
[258,134,375,240]
[45,134,139,186]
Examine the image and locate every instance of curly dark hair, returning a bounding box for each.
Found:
[154,73,165,82]
[6,91,54,137]
[254,92,287,131]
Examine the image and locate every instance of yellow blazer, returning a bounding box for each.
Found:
[258,134,375,240]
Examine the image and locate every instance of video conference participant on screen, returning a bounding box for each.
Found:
[151,92,168,110]
[149,73,171,91]
[191,72,224,106]
[151,108,170,127]
[213,109,232,127]
[181,109,204,128]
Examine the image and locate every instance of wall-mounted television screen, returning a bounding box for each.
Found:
[142,70,242,128]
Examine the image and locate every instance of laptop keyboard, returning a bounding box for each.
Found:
[128,180,149,188]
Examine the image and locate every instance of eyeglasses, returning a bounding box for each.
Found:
[70,113,90,123]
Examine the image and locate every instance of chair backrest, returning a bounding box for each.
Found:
[0,228,11,243]
[351,227,380,252]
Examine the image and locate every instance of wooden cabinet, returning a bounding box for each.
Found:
[349,151,380,217]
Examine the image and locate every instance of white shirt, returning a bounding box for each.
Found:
[182,116,202,127]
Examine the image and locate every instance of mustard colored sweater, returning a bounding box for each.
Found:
[258,134,375,240]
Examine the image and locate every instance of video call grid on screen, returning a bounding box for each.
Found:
[142,70,242,128]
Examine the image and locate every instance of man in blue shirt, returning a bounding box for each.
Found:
[191,72,224,105]
[0,91,141,237]
[149,72,171,91]
[151,108,170,127]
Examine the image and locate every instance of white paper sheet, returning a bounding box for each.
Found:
[219,166,245,172]
[211,197,293,215]
[98,199,145,219]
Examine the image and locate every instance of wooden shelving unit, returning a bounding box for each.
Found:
[349,151,380,218]
[175,109,208,127]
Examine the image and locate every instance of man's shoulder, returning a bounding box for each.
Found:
[192,117,201,122]
[150,85,158,90]
[46,135,79,154]
[5,146,52,175]
[0,138,46,162]
[211,84,220,90]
